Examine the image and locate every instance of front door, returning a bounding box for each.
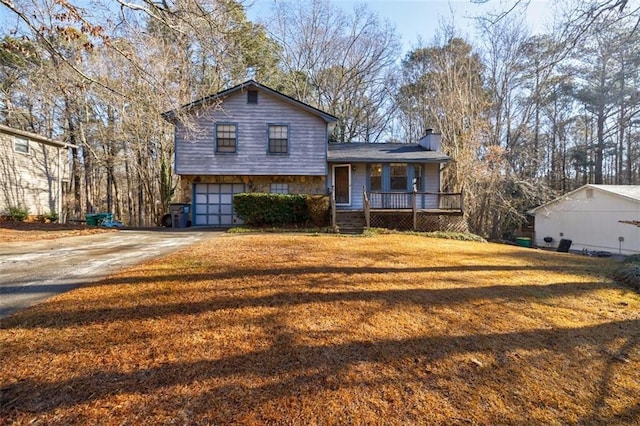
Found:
[333,164,351,205]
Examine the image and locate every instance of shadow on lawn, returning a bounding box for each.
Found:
[1,318,638,424]
[0,279,625,330]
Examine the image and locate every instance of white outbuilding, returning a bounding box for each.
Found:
[528,184,640,255]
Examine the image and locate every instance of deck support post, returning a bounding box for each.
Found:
[412,189,417,231]
[330,186,337,231]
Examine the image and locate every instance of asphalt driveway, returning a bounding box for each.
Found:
[0,229,221,318]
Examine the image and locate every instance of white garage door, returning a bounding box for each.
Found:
[193,183,245,226]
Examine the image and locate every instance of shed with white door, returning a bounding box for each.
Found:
[528,185,640,255]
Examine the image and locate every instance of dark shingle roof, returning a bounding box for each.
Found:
[328,143,450,163]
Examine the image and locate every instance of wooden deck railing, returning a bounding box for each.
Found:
[366,191,463,211]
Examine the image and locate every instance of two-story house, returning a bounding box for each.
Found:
[162,80,463,231]
[0,124,74,221]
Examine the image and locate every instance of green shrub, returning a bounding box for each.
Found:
[305,195,330,227]
[8,206,28,222]
[233,193,310,226]
[44,210,59,223]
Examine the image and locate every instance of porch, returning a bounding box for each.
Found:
[331,187,465,233]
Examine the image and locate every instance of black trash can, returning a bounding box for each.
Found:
[557,239,572,253]
[169,203,190,228]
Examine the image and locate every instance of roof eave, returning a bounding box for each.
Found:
[161,80,338,124]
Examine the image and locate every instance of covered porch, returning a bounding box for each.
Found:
[331,187,465,233]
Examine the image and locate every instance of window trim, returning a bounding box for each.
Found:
[14,136,29,154]
[267,123,289,155]
[215,122,238,154]
[390,163,408,191]
[247,90,258,104]
[270,183,289,194]
[369,163,382,191]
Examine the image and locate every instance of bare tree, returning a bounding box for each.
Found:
[265,0,400,142]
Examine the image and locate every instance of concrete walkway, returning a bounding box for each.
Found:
[0,229,222,318]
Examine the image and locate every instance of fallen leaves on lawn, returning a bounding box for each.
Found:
[1,234,639,425]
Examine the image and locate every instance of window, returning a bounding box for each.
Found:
[268,124,288,154]
[14,137,29,154]
[413,165,422,191]
[247,90,258,104]
[390,163,408,191]
[270,183,289,194]
[370,163,382,191]
[216,123,237,153]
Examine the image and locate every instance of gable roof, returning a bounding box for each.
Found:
[328,143,450,163]
[0,124,75,149]
[161,80,338,124]
[529,184,640,214]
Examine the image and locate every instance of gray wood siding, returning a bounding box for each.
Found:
[175,90,328,176]
[420,163,440,209]
[329,162,441,210]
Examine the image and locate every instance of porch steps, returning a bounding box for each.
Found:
[335,210,366,234]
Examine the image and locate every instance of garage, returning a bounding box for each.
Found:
[193,183,245,226]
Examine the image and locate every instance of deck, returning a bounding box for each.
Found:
[331,188,464,232]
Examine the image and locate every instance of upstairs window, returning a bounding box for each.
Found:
[268,124,288,154]
[390,163,408,191]
[216,123,237,153]
[247,90,258,104]
[14,136,29,154]
[370,163,382,191]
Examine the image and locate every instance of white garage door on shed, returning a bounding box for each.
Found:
[194,183,245,226]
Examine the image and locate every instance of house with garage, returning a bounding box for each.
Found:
[529,184,640,255]
[0,124,74,221]
[162,80,463,231]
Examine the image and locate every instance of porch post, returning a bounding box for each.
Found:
[363,186,370,228]
[412,188,417,231]
[330,185,337,231]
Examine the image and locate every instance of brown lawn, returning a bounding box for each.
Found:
[0,222,113,243]
[1,234,639,425]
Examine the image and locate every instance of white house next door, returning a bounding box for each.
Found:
[333,164,351,205]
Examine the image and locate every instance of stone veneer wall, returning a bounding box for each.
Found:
[177,175,326,203]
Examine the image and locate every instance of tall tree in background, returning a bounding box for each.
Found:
[266,0,400,142]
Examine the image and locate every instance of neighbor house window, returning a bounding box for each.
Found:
[268,124,288,154]
[390,163,408,191]
[14,136,29,154]
[413,164,422,191]
[247,90,258,104]
[216,123,237,153]
[270,183,289,194]
[370,163,382,191]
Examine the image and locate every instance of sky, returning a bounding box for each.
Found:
[0,0,554,56]
[247,0,555,54]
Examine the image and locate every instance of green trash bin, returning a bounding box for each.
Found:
[515,237,531,248]
[85,213,98,226]
[95,213,114,225]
